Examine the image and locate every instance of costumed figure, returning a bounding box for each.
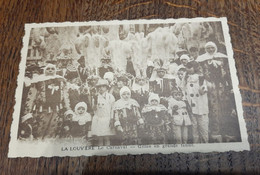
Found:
[131,75,149,109]
[71,102,92,139]
[87,75,100,115]
[20,64,70,140]
[168,88,191,144]
[91,79,116,146]
[126,56,136,77]
[168,56,179,77]
[176,65,186,89]
[77,56,90,83]
[112,74,130,101]
[18,112,34,140]
[103,72,115,94]
[149,59,176,107]
[188,46,200,61]
[56,42,75,76]
[141,93,168,144]
[179,54,190,67]
[196,41,229,142]
[65,71,81,110]
[146,60,154,79]
[59,110,75,138]
[182,61,209,143]
[98,54,114,79]
[112,86,144,145]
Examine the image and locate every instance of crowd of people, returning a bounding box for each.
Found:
[18,24,241,146]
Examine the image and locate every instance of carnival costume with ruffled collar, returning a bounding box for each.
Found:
[142,104,167,126]
[196,42,231,140]
[196,41,228,68]
[112,86,143,145]
[113,98,140,110]
[21,65,71,140]
[73,102,91,125]
[69,102,91,138]
[141,93,168,144]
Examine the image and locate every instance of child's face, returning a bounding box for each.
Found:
[137,79,146,86]
[117,81,124,88]
[97,102,105,108]
[45,66,56,76]
[186,67,195,74]
[150,99,159,106]
[173,92,183,101]
[206,46,216,55]
[181,59,188,66]
[98,85,108,94]
[157,71,166,78]
[77,107,85,115]
[121,91,131,101]
[91,79,98,86]
[177,70,185,80]
[189,48,199,59]
[65,114,73,120]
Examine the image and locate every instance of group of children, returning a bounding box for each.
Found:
[56,58,212,146]
[20,41,239,146]
[60,83,192,146]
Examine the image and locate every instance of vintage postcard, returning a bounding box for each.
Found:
[8,17,249,157]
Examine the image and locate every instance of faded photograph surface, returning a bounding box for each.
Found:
[9,18,249,157]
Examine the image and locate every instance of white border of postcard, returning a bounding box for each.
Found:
[8,17,250,157]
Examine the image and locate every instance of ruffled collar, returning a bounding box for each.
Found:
[72,113,91,125]
[196,52,228,63]
[29,74,65,84]
[142,104,167,113]
[113,99,140,110]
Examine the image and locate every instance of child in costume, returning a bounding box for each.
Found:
[149,59,176,108]
[87,75,100,115]
[71,102,92,139]
[168,88,191,144]
[196,41,230,142]
[176,66,186,89]
[179,54,190,67]
[20,63,70,140]
[59,110,75,138]
[18,113,35,140]
[182,61,209,143]
[103,72,115,94]
[141,93,168,144]
[113,86,144,145]
[98,56,114,79]
[126,56,136,77]
[77,56,90,83]
[112,74,130,101]
[91,79,115,146]
[131,75,149,110]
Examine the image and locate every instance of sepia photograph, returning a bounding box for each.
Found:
[8,17,249,157]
